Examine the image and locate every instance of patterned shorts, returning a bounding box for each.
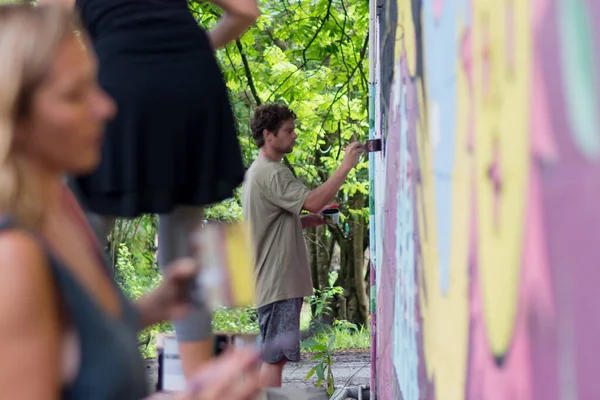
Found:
[257,298,303,363]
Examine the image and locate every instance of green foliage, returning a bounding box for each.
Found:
[212,306,259,333]
[301,317,369,393]
[115,243,160,299]
[307,321,370,351]
[309,285,344,318]
[112,215,160,298]
[111,215,171,358]
[204,193,243,222]
[110,0,371,357]
[302,286,371,396]
[198,1,372,326]
[191,0,370,207]
[303,335,336,396]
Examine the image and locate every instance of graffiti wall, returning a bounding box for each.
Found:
[368,0,600,399]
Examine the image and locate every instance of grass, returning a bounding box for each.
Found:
[304,324,370,351]
[210,304,371,351]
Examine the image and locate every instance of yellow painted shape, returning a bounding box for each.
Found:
[472,0,530,356]
[223,222,256,306]
[417,25,470,400]
[395,0,417,75]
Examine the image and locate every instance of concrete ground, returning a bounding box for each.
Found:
[283,350,370,389]
[146,349,371,394]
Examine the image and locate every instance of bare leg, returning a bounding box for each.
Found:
[158,206,213,379]
[259,359,287,388]
[178,339,214,378]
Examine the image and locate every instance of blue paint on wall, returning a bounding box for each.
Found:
[392,77,420,400]
[557,0,600,161]
[422,0,469,295]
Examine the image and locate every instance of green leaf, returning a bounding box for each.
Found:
[305,366,317,380]
[313,343,328,353]
[327,334,336,350]
[316,362,325,380]
[301,338,320,349]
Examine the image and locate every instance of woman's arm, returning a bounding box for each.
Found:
[206,0,260,49]
[0,232,61,400]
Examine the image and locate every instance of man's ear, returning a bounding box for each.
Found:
[263,129,274,142]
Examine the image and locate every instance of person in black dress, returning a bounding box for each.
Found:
[40,0,260,378]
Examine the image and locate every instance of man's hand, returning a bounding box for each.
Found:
[301,213,325,229]
[341,142,365,170]
[302,142,364,214]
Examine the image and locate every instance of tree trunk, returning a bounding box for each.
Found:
[316,226,334,289]
[351,193,369,324]
[309,227,320,290]
[330,193,369,327]
[308,226,320,317]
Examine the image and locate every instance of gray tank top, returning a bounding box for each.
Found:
[0,216,149,399]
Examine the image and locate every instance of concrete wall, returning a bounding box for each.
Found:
[368,0,600,399]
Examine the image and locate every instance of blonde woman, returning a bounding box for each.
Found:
[40,0,260,377]
[0,4,259,400]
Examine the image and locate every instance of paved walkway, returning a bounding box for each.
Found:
[283,350,370,390]
[146,349,371,394]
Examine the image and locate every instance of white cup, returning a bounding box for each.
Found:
[321,208,340,224]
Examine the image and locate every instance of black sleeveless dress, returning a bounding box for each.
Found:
[73,0,245,218]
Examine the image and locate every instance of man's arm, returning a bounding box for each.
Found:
[302,142,364,213]
[268,142,363,216]
[0,232,61,400]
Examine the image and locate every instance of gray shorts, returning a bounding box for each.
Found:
[258,298,303,364]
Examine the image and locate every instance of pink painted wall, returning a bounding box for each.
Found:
[368,0,600,399]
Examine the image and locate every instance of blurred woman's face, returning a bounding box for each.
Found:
[16,34,115,175]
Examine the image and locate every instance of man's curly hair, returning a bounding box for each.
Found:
[250,103,297,148]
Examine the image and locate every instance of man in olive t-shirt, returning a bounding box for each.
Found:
[242,103,364,388]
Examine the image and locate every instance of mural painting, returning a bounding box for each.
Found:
[368,0,600,399]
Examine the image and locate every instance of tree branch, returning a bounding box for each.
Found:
[302,0,333,66]
[318,32,369,136]
[265,27,289,51]
[235,39,262,106]
[235,39,298,177]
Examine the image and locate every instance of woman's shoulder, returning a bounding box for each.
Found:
[0,228,49,277]
[0,228,61,400]
[0,228,55,317]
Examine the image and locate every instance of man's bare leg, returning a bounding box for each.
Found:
[259,359,287,388]
[178,338,214,379]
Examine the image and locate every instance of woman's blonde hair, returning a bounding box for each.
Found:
[0,4,80,227]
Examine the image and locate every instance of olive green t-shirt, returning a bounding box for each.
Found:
[242,156,314,308]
